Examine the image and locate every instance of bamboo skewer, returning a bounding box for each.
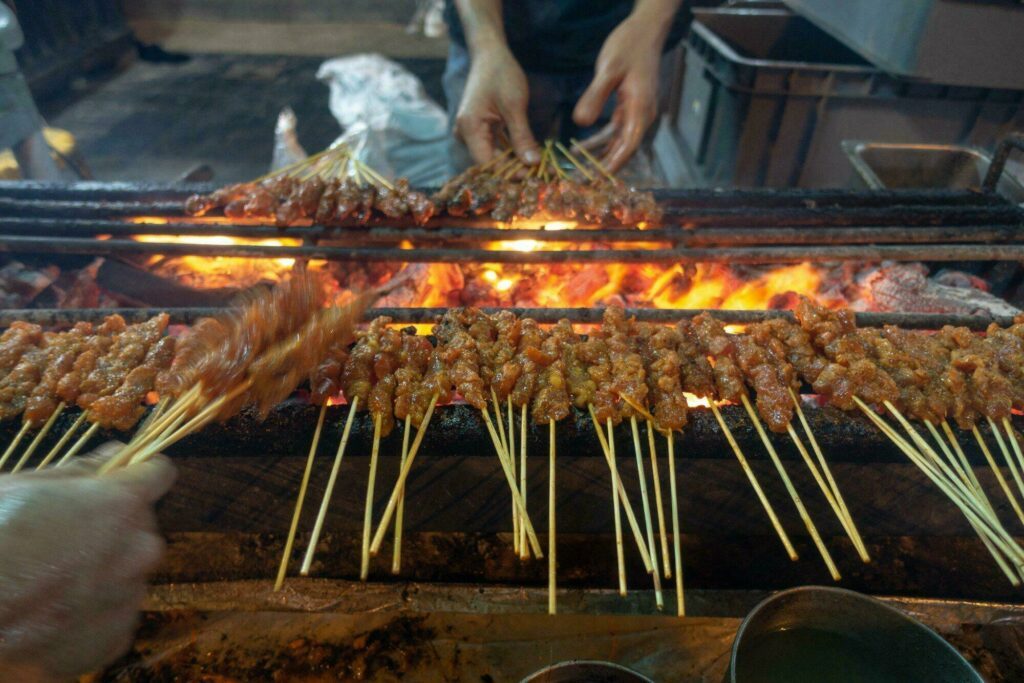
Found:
[788,388,868,562]
[35,411,87,470]
[391,414,412,574]
[370,394,438,555]
[856,399,1024,570]
[972,425,1024,528]
[519,400,528,560]
[481,408,543,558]
[942,421,994,516]
[1004,418,1024,467]
[646,421,672,579]
[630,416,664,609]
[548,418,557,615]
[274,402,329,591]
[0,421,31,470]
[988,416,1024,507]
[666,432,685,616]
[741,395,840,581]
[56,422,99,467]
[709,402,797,560]
[785,422,868,563]
[10,403,65,473]
[587,405,654,572]
[926,422,982,507]
[360,413,383,581]
[609,418,627,596]
[491,390,518,555]
[300,400,360,576]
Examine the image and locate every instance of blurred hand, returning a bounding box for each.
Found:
[455,45,541,166]
[0,444,175,681]
[573,15,664,173]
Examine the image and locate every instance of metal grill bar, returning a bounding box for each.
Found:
[0,307,1013,330]
[2,234,1022,264]
[0,182,1009,208]
[0,217,1017,247]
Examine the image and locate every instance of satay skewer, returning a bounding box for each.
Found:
[548,418,557,615]
[646,421,672,580]
[370,393,438,555]
[857,398,1024,569]
[938,421,995,516]
[10,403,65,473]
[666,432,685,616]
[788,388,868,562]
[608,417,627,596]
[481,409,543,558]
[741,395,840,580]
[709,402,797,561]
[391,414,412,575]
[301,399,360,576]
[1003,418,1024,492]
[516,398,528,561]
[971,425,1024,528]
[0,422,31,470]
[274,401,329,591]
[491,389,518,556]
[35,411,87,470]
[360,413,384,581]
[630,416,664,609]
[987,416,1024,508]
[57,422,100,467]
[587,406,654,572]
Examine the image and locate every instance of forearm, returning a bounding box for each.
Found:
[629,0,685,45]
[454,0,508,57]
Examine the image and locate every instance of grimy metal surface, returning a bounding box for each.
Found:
[0,182,1021,268]
[0,306,1015,329]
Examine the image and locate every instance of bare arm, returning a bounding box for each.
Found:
[452,0,540,165]
[573,0,685,172]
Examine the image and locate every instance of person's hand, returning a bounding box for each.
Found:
[0,444,175,681]
[573,14,665,173]
[455,45,541,166]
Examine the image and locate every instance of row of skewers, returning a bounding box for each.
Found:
[183,140,661,227]
[2,276,1024,614]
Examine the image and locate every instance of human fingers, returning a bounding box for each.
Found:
[501,103,540,165]
[575,122,617,151]
[601,96,651,173]
[454,111,496,165]
[573,69,618,128]
[106,454,176,505]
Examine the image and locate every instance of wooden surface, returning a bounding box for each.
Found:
[94,581,1024,681]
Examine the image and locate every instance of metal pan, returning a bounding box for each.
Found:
[727,586,983,683]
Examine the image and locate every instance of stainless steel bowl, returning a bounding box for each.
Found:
[728,586,983,683]
[520,660,654,683]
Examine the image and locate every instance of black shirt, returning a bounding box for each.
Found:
[444,1,689,74]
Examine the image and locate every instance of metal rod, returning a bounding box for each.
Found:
[3,234,1023,264]
[0,307,1013,330]
[0,182,1006,208]
[0,217,1018,247]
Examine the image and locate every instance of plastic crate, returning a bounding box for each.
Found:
[667,6,1024,188]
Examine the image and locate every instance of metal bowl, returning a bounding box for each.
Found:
[727,586,983,683]
[520,660,654,683]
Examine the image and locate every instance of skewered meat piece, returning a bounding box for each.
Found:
[77,314,169,410]
[603,306,648,419]
[637,323,688,431]
[551,319,595,410]
[407,189,435,225]
[532,327,571,424]
[394,330,432,423]
[90,336,177,431]
[310,341,349,405]
[937,325,1013,428]
[155,317,226,399]
[410,343,453,424]
[434,309,487,410]
[0,321,43,376]
[506,318,548,410]
[368,319,402,437]
[674,319,717,399]
[733,331,794,433]
[375,179,411,219]
[314,178,341,224]
[0,341,50,421]
[691,313,747,404]
[23,322,93,425]
[56,315,126,405]
[575,327,617,423]
[982,321,1024,410]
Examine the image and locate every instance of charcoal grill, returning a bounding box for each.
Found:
[2,176,1024,680]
